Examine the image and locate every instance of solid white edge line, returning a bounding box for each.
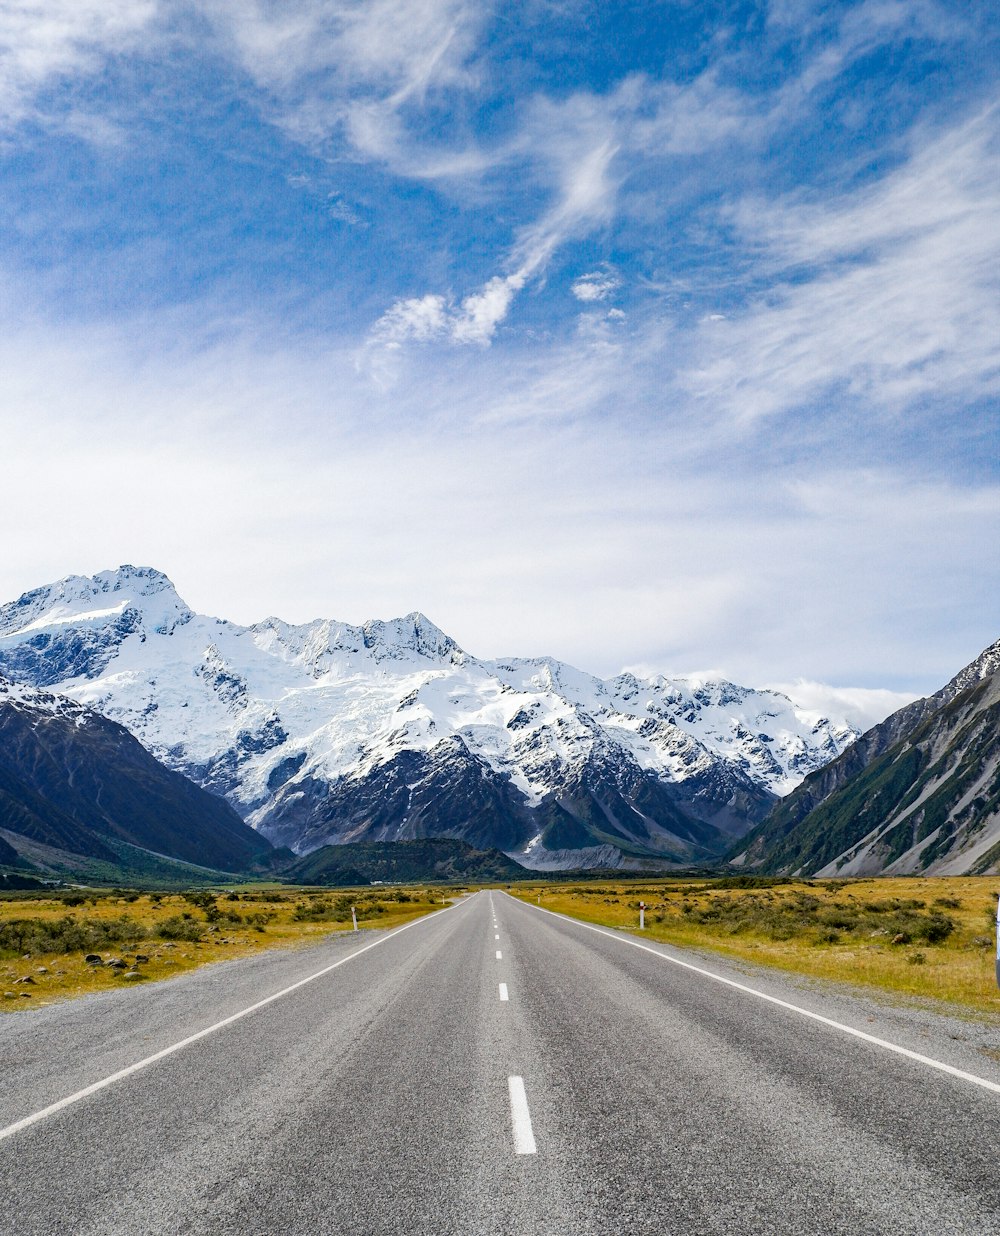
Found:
[499,982,509,1002]
[508,1075,537,1154]
[0,897,469,1143]
[509,893,1000,1098]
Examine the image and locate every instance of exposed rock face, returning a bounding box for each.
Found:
[0,566,863,869]
[734,640,1000,875]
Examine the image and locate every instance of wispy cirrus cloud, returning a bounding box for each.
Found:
[360,0,973,363]
[681,106,1000,422]
[0,0,159,130]
[201,0,487,171]
[368,125,620,354]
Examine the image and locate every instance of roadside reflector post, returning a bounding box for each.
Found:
[351,906,358,932]
[995,896,999,990]
[639,901,645,930]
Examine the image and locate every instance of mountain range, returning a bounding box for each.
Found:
[0,566,860,870]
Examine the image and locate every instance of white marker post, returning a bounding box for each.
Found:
[351,906,358,932]
[639,901,645,930]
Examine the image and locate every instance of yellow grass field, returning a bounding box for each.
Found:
[7,876,1000,1019]
[0,885,447,1010]
[509,877,1000,1018]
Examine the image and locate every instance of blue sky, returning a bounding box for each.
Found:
[0,0,997,712]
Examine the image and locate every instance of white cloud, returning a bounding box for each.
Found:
[368,125,621,355]
[451,273,525,344]
[572,267,620,302]
[682,107,1000,421]
[204,0,479,98]
[764,680,919,732]
[367,275,526,355]
[0,0,159,129]
[370,292,450,346]
[201,0,485,170]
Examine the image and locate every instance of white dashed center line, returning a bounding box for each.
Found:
[496,950,503,960]
[508,1076,536,1154]
[495,933,500,940]
[499,982,509,1002]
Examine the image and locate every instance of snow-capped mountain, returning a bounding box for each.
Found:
[0,567,859,869]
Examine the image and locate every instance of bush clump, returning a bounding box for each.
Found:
[157,915,204,942]
[673,891,954,947]
[0,914,146,957]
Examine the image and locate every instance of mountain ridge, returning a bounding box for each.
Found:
[733,638,1000,875]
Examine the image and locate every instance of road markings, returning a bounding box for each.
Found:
[499,982,509,1002]
[508,1076,537,1154]
[516,896,1000,1099]
[496,950,503,960]
[0,900,465,1144]
[495,933,500,940]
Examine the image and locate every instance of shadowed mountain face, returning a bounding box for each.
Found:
[0,832,20,866]
[0,567,862,870]
[734,640,1000,876]
[0,678,273,873]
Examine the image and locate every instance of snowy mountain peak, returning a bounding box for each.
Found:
[360,612,463,663]
[0,566,193,686]
[946,638,1000,698]
[0,565,192,638]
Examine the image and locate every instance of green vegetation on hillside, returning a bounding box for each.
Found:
[280,837,530,885]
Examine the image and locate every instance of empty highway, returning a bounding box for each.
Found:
[3,890,1000,1235]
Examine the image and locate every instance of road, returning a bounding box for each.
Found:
[3,889,1000,1235]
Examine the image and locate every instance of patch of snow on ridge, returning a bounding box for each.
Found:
[0,675,92,722]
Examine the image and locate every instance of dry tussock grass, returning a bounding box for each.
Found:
[0,885,446,1009]
[514,876,1000,1016]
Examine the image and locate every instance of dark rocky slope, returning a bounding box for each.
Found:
[0,678,272,873]
[734,640,1000,875]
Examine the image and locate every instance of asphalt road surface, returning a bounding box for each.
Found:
[3,890,1000,1235]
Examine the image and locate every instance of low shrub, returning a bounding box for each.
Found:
[157,915,204,942]
[673,891,954,947]
[0,914,146,957]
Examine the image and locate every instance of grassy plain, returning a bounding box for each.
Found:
[509,876,1000,1017]
[0,885,448,1010]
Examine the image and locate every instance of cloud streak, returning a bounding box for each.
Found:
[681,106,1000,422]
[0,0,158,129]
[368,127,620,353]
